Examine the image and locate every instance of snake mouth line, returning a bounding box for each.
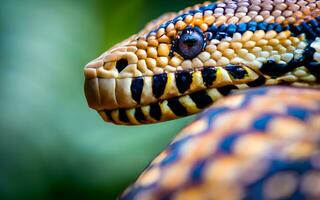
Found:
[98,86,238,125]
[85,62,319,125]
[96,75,269,125]
[85,64,262,111]
[85,55,320,125]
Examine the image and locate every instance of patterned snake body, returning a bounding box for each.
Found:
[83,0,320,199]
[120,86,320,200]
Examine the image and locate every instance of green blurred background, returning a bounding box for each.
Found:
[0,0,203,199]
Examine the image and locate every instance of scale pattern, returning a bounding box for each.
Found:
[120,86,320,200]
[84,0,320,125]
[83,0,320,199]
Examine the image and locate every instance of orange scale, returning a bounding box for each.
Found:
[204,155,251,184]
[233,133,277,158]
[244,96,288,115]
[136,166,161,187]
[173,186,208,200]
[268,117,313,140]
[182,134,220,162]
[210,110,259,136]
[272,96,320,111]
[281,141,318,160]
[151,150,169,165]
[159,162,191,190]
[214,94,245,109]
[177,118,208,137]
[309,116,320,134]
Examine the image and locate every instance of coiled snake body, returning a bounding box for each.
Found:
[84,0,320,199]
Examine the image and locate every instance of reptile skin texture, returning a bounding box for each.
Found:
[84,0,320,125]
[120,86,320,200]
[83,0,320,199]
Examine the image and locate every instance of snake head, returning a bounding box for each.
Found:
[84,0,320,125]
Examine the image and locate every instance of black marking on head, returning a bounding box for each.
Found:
[289,24,303,36]
[247,76,266,87]
[300,21,317,40]
[152,74,167,98]
[288,58,303,69]
[131,77,144,104]
[309,19,320,35]
[201,67,217,87]
[208,25,218,35]
[290,19,320,39]
[259,41,319,79]
[105,110,114,122]
[190,90,213,109]
[302,45,316,63]
[175,71,193,94]
[225,65,248,79]
[306,61,320,80]
[119,109,129,123]
[150,103,161,120]
[215,32,227,40]
[260,60,295,77]
[206,21,287,41]
[302,45,319,79]
[310,19,319,27]
[288,46,312,69]
[217,85,238,96]
[174,27,205,59]
[134,107,146,123]
[115,59,128,72]
[167,98,188,116]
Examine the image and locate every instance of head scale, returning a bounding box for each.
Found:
[84,0,320,125]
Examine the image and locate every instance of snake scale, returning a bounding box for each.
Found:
[84,0,320,199]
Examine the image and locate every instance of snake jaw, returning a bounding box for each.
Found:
[84,65,263,125]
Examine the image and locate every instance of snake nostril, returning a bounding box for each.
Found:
[115,59,128,72]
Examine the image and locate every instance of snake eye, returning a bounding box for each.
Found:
[175,28,205,59]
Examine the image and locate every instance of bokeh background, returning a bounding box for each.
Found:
[0,0,203,199]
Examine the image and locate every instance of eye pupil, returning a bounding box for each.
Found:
[175,28,205,59]
[184,38,197,46]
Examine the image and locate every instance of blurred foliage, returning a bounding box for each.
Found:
[0,0,203,199]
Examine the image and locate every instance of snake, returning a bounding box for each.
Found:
[83,0,320,199]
